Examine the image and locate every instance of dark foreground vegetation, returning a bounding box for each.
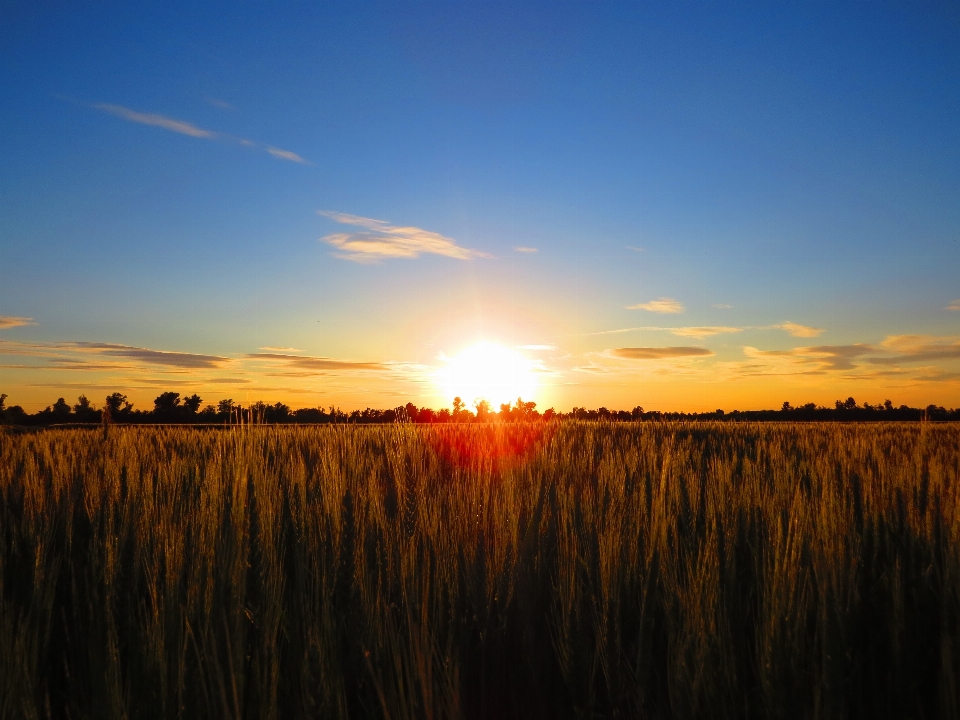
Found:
[1,422,959,719]
[3,390,959,426]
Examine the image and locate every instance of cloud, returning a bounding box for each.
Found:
[0,316,35,329]
[259,346,301,352]
[94,103,309,163]
[95,104,216,139]
[669,326,742,339]
[247,352,385,373]
[746,344,875,371]
[206,97,234,110]
[70,342,229,369]
[947,299,960,311]
[584,327,644,336]
[775,321,824,338]
[910,369,960,382]
[319,211,489,262]
[626,245,645,252]
[513,246,538,253]
[518,344,556,351]
[872,335,960,364]
[712,303,733,309]
[610,346,713,360]
[584,325,741,339]
[625,297,685,314]
[267,146,308,164]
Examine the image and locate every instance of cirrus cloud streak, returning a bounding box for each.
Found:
[93,103,308,163]
[319,211,489,262]
[625,297,685,313]
[611,346,714,359]
[0,316,35,330]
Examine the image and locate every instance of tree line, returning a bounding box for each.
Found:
[1,391,958,427]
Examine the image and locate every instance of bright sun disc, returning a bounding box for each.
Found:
[438,342,538,408]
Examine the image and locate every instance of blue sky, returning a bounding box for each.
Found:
[2,2,959,411]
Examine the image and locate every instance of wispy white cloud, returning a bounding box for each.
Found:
[0,316,35,330]
[94,103,310,163]
[775,321,824,338]
[873,335,960,364]
[626,245,645,252]
[744,344,875,372]
[259,346,302,353]
[319,211,489,262]
[584,325,739,338]
[70,342,230,369]
[95,104,216,138]
[267,146,308,164]
[669,326,742,339]
[0,339,230,372]
[583,327,644,336]
[206,97,234,110]
[713,303,733,309]
[513,246,538,253]
[947,299,960,311]
[625,297,684,314]
[730,336,960,381]
[610,346,713,360]
[247,352,385,373]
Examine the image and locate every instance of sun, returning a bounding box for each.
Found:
[438,342,538,409]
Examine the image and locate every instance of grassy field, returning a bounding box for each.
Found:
[1,422,958,719]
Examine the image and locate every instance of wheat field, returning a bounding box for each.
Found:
[1,422,958,719]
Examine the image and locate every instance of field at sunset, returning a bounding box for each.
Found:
[3,3,960,717]
[2,422,958,718]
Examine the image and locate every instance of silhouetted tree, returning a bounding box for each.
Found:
[72,395,99,422]
[405,403,418,423]
[0,394,27,425]
[474,398,492,422]
[217,398,235,417]
[513,398,537,420]
[105,393,127,413]
[51,398,71,421]
[154,392,181,414]
[452,397,471,422]
[182,394,202,414]
[266,402,290,422]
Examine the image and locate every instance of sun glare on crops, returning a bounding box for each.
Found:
[438,342,538,408]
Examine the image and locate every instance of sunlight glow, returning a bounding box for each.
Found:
[438,342,538,409]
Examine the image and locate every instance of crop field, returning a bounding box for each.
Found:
[1,422,958,719]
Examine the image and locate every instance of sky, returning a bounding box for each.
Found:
[2,1,959,413]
